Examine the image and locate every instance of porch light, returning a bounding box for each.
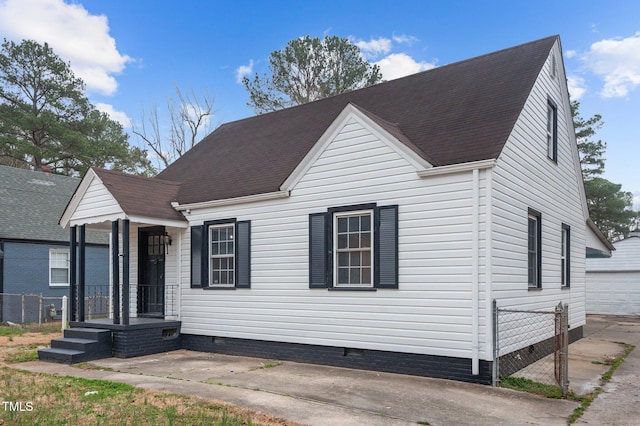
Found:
[164,232,172,254]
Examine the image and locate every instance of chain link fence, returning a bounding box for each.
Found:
[493,301,569,396]
[0,293,65,327]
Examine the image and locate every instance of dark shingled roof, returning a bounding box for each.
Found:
[92,168,185,222]
[153,35,558,205]
[0,165,106,243]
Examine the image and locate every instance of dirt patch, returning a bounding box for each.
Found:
[0,331,62,366]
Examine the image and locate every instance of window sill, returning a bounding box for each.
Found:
[203,286,237,290]
[328,287,377,292]
[527,287,542,292]
[561,286,571,290]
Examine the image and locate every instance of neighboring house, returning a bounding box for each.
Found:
[586,228,640,315]
[0,165,108,323]
[57,36,589,383]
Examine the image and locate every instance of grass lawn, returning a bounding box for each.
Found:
[0,323,295,425]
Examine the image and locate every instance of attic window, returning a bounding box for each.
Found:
[546,99,558,162]
[550,53,557,79]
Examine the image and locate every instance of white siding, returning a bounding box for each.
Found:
[586,225,611,255]
[586,236,640,315]
[588,237,640,272]
[71,176,123,224]
[491,41,587,339]
[179,115,488,360]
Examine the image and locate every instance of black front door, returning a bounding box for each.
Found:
[138,227,165,317]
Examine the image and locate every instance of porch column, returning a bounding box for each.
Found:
[69,226,77,322]
[111,220,120,324]
[78,225,86,322]
[122,219,130,325]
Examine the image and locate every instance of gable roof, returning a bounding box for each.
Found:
[158,35,559,205]
[91,168,184,222]
[0,165,105,243]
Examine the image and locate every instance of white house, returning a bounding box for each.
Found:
[586,228,640,315]
[50,35,589,383]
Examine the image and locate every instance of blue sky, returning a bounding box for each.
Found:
[1,0,639,207]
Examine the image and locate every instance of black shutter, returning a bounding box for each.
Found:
[375,205,398,289]
[309,212,329,288]
[190,225,204,288]
[235,220,251,288]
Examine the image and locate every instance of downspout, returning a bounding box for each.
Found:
[176,229,182,319]
[485,168,494,370]
[472,168,479,375]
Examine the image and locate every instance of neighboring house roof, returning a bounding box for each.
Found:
[0,165,105,243]
[157,35,559,205]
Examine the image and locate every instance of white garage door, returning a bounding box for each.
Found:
[586,271,640,315]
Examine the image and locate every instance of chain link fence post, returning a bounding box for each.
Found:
[492,299,499,387]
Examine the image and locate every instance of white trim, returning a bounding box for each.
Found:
[333,209,374,288]
[172,191,289,211]
[553,39,590,220]
[484,167,494,360]
[126,215,189,229]
[60,169,120,229]
[280,103,433,192]
[49,248,70,287]
[207,223,236,288]
[471,168,479,375]
[417,159,497,178]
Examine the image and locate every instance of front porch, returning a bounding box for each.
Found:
[39,167,189,363]
[70,317,182,358]
[39,221,184,363]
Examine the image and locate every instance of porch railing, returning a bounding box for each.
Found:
[84,285,110,320]
[136,283,179,318]
[72,284,179,321]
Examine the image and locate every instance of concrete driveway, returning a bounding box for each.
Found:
[17,315,640,425]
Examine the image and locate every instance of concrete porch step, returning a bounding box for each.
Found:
[38,327,112,364]
[37,347,88,364]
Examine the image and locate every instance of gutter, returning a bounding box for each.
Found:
[417,159,497,178]
[172,190,290,211]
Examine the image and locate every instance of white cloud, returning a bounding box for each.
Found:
[355,37,393,59]
[567,75,587,100]
[95,103,130,128]
[581,32,640,98]
[0,0,131,96]
[392,34,418,45]
[235,59,254,84]
[633,192,640,210]
[565,50,577,59]
[375,53,436,81]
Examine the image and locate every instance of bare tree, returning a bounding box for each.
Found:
[132,87,215,170]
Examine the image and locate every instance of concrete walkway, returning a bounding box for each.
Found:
[16,315,640,425]
[575,315,640,425]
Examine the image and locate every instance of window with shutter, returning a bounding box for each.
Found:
[309,204,398,290]
[191,219,251,289]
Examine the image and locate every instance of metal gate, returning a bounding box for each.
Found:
[493,301,569,396]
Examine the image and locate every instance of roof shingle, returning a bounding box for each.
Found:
[158,36,557,205]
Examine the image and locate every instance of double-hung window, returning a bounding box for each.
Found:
[547,99,558,162]
[209,224,235,286]
[310,203,398,290]
[528,209,542,289]
[50,249,70,287]
[335,210,373,287]
[561,224,570,288]
[190,219,251,289]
